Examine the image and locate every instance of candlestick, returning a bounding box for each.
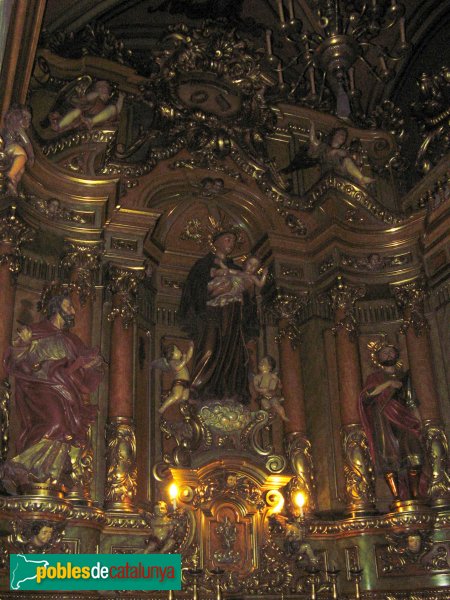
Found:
[350,568,363,600]
[326,566,340,600]
[276,0,285,24]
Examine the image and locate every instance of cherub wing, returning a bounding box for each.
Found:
[150,357,171,372]
[280,147,319,174]
[42,75,93,127]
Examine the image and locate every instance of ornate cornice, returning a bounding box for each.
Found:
[392,278,429,336]
[303,174,406,224]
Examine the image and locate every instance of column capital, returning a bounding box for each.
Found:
[269,290,309,348]
[0,206,34,276]
[107,265,144,328]
[322,276,365,340]
[61,240,104,305]
[327,276,366,314]
[391,278,428,336]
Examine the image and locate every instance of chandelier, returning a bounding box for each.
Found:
[265,0,409,120]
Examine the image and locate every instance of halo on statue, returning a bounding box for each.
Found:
[367,339,403,371]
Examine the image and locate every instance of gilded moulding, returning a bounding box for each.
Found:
[61,240,103,305]
[423,421,450,508]
[303,173,406,224]
[325,275,365,341]
[392,278,429,336]
[0,206,34,277]
[104,417,137,512]
[0,495,72,519]
[268,290,309,349]
[65,431,94,506]
[0,379,10,463]
[341,424,376,515]
[106,265,144,329]
[285,432,316,513]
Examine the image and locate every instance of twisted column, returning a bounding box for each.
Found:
[272,292,316,512]
[327,276,375,515]
[105,266,143,511]
[393,279,450,506]
[0,207,33,462]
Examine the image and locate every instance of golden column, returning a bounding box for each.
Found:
[105,266,143,512]
[393,278,450,507]
[60,240,103,504]
[272,292,316,513]
[0,206,33,463]
[327,276,376,516]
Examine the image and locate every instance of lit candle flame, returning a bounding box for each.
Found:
[169,483,178,509]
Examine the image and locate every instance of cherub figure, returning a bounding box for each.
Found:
[282,123,374,189]
[253,355,289,422]
[2,106,34,195]
[7,520,64,554]
[269,513,318,566]
[47,78,125,134]
[207,255,268,306]
[144,501,179,554]
[151,342,194,413]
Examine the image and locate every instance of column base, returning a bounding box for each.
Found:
[104,501,136,513]
[65,494,93,507]
[389,498,429,514]
[344,503,379,519]
[17,482,66,499]
[430,496,450,510]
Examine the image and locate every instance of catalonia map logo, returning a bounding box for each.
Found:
[10,554,181,591]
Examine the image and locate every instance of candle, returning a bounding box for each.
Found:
[308,66,316,96]
[265,29,273,56]
[399,16,406,44]
[348,67,355,92]
[276,0,285,24]
[287,0,295,20]
[277,63,284,85]
[168,482,178,510]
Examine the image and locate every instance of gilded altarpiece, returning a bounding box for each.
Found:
[0,11,449,600]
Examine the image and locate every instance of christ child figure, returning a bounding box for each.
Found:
[208,255,268,304]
